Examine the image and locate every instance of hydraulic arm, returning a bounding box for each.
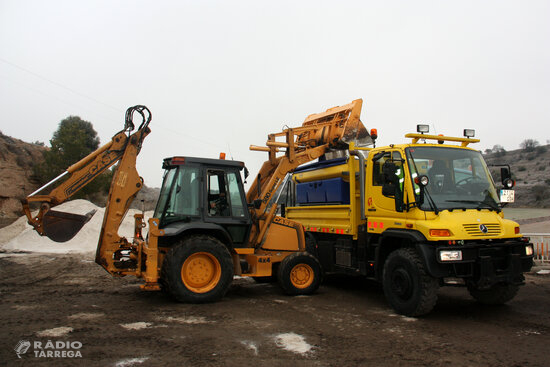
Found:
[247,99,373,246]
[22,106,151,250]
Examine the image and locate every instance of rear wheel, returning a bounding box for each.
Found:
[278,252,322,295]
[382,248,439,316]
[467,283,519,305]
[162,235,233,303]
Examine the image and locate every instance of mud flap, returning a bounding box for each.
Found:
[43,209,96,242]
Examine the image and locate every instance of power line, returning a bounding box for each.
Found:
[0,57,123,113]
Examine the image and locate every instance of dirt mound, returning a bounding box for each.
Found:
[0,199,152,255]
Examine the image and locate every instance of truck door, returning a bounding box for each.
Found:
[204,169,251,245]
[370,151,407,219]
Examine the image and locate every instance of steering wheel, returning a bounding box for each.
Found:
[456,176,488,195]
[456,176,485,186]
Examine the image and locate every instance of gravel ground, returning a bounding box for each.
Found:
[1,253,549,367]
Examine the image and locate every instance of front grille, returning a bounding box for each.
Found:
[463,223,501,236]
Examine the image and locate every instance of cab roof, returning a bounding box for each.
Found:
[162,156,245,170]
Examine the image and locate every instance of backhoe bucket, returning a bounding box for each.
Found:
[43,209,96,242]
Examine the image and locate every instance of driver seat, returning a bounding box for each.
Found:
[428,160,453,192]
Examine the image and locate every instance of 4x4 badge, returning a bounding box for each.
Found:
[479,224,488,233]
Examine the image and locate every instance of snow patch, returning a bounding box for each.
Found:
[158,316,209,324]
[12,304,38,311]
[241,340,259,355]
[36,326,73,337]
[120,322,152,330]
[517,329,542,336]
[0,199,152,255]
[274,333,312,354]
[115,357,149,367]
[68,312,105,320]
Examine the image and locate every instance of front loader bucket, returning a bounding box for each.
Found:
[43,209,96,242]
[300,99,373,149]
[339,116,371,147]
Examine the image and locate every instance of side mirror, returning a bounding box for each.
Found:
[382,183,396,197]
[500,167,515,188]
[381,162,398,198]
[382,161,404,212]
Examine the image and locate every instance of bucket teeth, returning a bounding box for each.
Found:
[43,209,96,242]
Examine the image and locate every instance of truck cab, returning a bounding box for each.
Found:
[154,156,252,248]
[285,126,534,316]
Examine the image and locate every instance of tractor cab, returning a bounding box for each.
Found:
[154,156,252,246]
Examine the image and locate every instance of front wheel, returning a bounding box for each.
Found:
[278,252,323,296]
[161,235,233,303]
[382,248,439,316]
[467,283,519,305]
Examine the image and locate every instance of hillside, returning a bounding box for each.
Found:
[0,132,45,225]
[0,132,160,227]
[484,144,550,208]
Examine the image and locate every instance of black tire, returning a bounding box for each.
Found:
[277,252,323,296]
[382,248,439,316]
[161,235,233,303]
[467,283,519,305]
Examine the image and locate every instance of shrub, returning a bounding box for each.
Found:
[520,139,539,152]
[533,185,549,201]
[536,145,548,155]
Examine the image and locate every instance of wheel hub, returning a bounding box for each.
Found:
[391,268,413,300]
[290,264,314,289]
[181,252,221,293]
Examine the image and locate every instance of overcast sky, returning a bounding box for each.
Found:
[1,0,549,188]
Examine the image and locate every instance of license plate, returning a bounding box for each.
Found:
[500,189,515,203]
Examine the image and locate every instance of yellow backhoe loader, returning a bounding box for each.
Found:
[23,100,373,302]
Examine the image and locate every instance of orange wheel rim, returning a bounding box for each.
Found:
[181,252,221,293]
[290,263,314,289]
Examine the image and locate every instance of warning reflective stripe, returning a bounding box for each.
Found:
[368,221,384,229]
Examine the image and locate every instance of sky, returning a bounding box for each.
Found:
[1,0,549,188]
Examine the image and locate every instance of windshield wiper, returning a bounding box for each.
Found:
[406,149,439,214]
[445,200,500,212]
[424,188,440,214]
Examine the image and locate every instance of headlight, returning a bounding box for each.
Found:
[525,245,533,256]
[440,250,462,261]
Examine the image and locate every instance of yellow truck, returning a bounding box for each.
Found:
[282,104,534,316]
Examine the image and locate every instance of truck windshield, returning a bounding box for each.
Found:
[154,166,200,225]
[405,146,500,212]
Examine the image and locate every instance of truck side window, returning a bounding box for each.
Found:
[208,170,230,216]
[373,152,403,190]
[227,172,245,217]
[373,152,391,186]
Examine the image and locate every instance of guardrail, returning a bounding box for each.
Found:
[525,234,550,264]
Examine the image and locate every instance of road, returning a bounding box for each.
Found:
[1,254,549,367]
